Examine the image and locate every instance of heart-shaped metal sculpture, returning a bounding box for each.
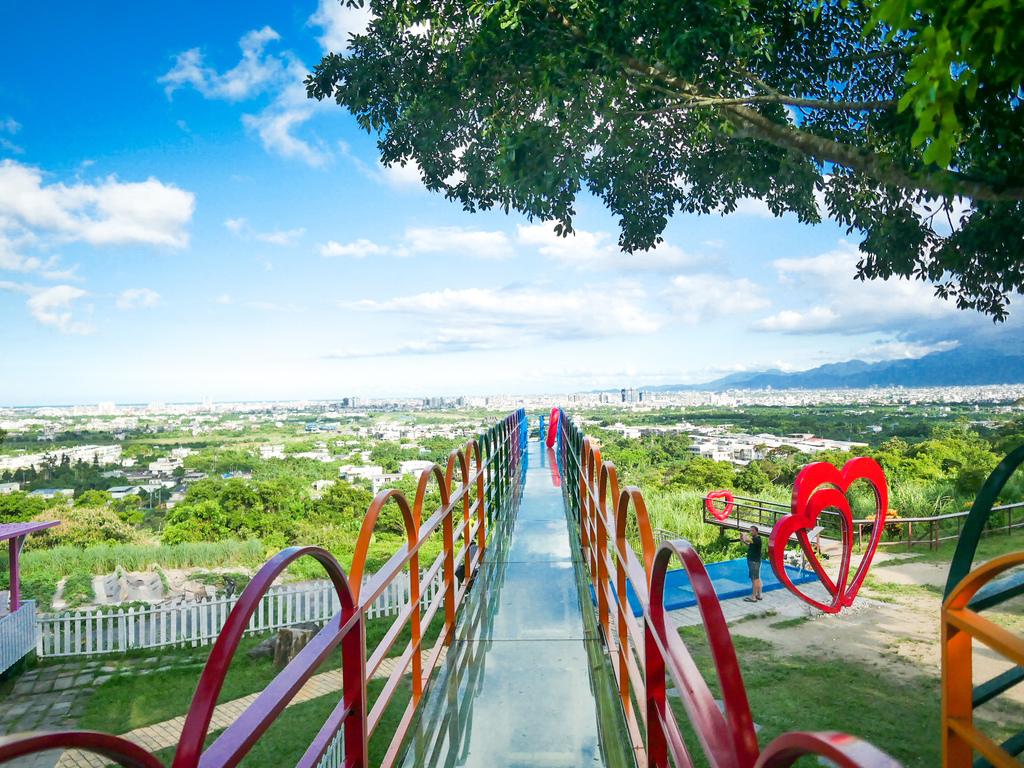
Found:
[769,458,888,613]
[704,489,735,521]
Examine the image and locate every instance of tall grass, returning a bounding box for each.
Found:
[18,539,265,578]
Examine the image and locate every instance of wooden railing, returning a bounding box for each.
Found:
[551,407,902,768]
[0,409,527,768]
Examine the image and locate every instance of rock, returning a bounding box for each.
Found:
[274,627,314,669]
[247,622,322,660]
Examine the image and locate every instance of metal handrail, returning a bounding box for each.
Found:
[706,490,1024,552]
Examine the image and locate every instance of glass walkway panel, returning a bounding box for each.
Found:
[401,440,612,768]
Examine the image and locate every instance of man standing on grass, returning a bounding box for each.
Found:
[740,525,763,602]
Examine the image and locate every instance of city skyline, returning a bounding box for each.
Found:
[2,2,1023,408]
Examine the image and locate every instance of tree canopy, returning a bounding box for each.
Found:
[307,0,1024,318]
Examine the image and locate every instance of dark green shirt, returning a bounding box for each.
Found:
[747,535,762,562]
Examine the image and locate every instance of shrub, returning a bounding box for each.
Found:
[26,507,143,550]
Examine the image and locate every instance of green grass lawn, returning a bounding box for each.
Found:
[80,612,445,735]
[148,677,409,768]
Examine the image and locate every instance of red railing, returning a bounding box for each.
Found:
[551,407,903,768]
[0,410,527,768]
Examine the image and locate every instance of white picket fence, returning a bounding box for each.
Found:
[36,571,444,658]
[1,600,37,674]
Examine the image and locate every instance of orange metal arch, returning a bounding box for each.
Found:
[615,486,657,584]
[350,490,419,600]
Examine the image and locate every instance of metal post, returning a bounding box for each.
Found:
[9,534,26,612]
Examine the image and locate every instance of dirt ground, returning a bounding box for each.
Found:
[728,551,1024,706]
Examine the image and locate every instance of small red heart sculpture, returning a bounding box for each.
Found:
[704,489,735,521]
[768,457,888,613]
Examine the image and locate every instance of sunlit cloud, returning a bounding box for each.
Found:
[751,242,961,335]
[662,274,771,324]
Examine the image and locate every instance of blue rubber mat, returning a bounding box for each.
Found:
[601,557,820,616]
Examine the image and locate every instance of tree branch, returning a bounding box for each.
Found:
[618,56,1024,201]
[548,5,1024,200]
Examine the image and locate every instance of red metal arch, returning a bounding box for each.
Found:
[647,539,758,768]
[0,731,166,768]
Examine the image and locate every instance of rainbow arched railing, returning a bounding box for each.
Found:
[549,407,903,768]
[941,443,1024,768]
[0,409,528,768]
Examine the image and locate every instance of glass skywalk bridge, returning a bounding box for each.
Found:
[401,440,617,768]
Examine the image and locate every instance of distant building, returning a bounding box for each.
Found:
[27,489,74,500]
[0,483,20,495]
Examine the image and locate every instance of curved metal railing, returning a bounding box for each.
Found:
[549,406,903,768]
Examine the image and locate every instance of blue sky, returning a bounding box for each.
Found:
[1,2,1021,407]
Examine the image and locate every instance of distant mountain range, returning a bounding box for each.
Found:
[650,347,1024,392]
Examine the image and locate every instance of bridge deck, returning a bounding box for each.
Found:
[401,440,609,768]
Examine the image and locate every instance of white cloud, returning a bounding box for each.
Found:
[117,288,160,310]
[517,222,705,272]
[751,242,962,334]
[225,218,305,245]
[241,107,326,167]
[319,227,514,260]
[339,282,664,356]
[159,28,286,101]
[0,138,24,155]
[216,294,231,304]
[307,0,372,53]
[400,227,513,259]
[377,160,424,190]
[0,160,195,249]
[851,340,961,363]
[161,29,329,167]
[661,274,771,324]
[254,227,305,245]
[23,284,94,335]
[1,118,20,134]
[726,198,774,218]
[224,218,247,235]
[320,239,387,258]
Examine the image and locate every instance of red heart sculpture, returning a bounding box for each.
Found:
[768,458,888,613]
[704,489,735,521]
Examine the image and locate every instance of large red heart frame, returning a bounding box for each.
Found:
[705,489,735,521]
[768,457,888,613]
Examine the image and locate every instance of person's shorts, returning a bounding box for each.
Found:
[748,560,761,580]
